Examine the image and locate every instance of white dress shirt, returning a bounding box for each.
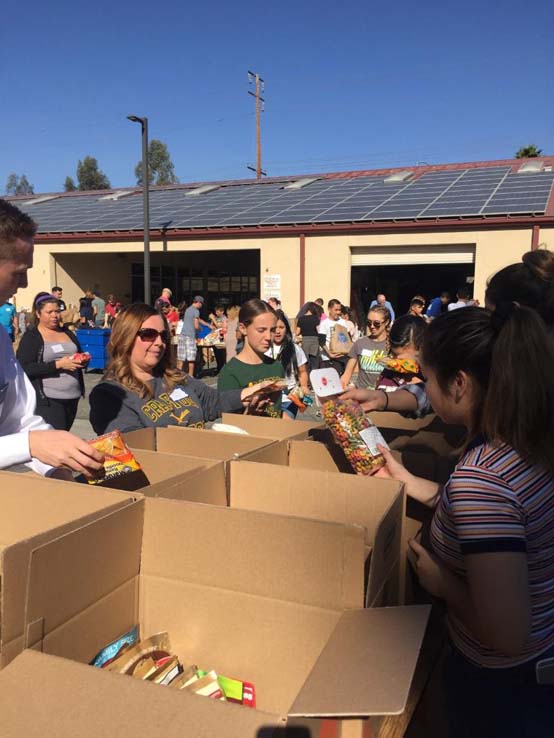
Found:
[0,326,54,475]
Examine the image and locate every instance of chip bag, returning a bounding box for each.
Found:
[84,430,150,491]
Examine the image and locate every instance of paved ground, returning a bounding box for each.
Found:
[72,369,321,440]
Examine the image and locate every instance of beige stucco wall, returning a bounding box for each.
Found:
[305,227,535,308]
[16,225,546,314]
[17,236,300,312]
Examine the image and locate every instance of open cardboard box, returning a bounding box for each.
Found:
[242,441,437,606]
[125,426,275,470]
[0,471,137,668]
[220,412,324,441]
[23,496,430,735]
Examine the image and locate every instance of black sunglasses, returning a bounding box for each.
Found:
[137,328,170,343]
[368,320,383,328]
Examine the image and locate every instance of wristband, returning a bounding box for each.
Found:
[380,389,389,411]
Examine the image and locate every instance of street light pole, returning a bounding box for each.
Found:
[127,115,151,304]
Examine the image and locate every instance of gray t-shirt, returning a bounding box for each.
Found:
[89,377,243,434]
[347,337,388,389]
[92,297,106,323]
[42,341,81,399]
[182,306,200,338]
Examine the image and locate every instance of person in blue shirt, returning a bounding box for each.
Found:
[370,293,395,322]
[0,301,17,342]
[426,291,451,320]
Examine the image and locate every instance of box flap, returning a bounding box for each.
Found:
[220,413,323,440]
[139,426,275,461]
[24,501,144,650]
[289,605,431,717]
[0,650,283,737]
[0,472,136,545]
[123,427,156,450]
[142,497,365,610]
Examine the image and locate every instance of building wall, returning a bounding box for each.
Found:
[20,236,300,312]
[305,227,535,308]
[18,225,544,314]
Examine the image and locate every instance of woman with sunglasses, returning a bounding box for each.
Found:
[340,306,391,390]
[89,304,274,435]
[17,291,89,431]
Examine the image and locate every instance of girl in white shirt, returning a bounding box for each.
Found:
[266,310,309,417]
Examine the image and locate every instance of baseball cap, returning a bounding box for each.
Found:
[194,295,204,303]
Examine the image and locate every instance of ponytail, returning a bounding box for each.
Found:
[273,310,299,381]
[423,306,554,473]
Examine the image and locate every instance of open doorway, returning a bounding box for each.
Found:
[351,261,475,323]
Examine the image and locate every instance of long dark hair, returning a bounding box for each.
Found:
[273,309,299,381]
[486,249,554,327]
[422,305,554,473]
[389,315,426,352]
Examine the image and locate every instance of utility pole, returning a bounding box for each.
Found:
[247,71,266,178]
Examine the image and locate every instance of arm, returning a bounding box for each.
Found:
[341,357,358,388]
[376,445,440,506]
[298,364,309,393]
[187,378,243,421]
[341,385,419,413]
[294,326,301,337]
[12,312,18,338]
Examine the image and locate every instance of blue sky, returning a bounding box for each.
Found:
[2,0,552,193]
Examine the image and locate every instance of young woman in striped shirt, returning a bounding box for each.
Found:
[378,305,554,738]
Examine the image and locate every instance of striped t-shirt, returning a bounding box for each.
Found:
[430,436,554,668]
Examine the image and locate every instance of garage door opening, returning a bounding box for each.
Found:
[132,249,260,312]
[350,246,475,322]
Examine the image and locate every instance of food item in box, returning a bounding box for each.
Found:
[90,625,139,668]
[168,664,200,689]
[286,386,313,413]
[84,430,150,490]
[104,632,171,674]
[184,670,226,700]
[322,399,387,475]
[198,669,256,708]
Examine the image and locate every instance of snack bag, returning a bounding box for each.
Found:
[377,357,420,375]
[90,625,139,668]
[72,351,91,363]
[322,399,387,475]
[198,669,256,708]
[85,430,150,490]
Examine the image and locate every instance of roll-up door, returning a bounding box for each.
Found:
[351,245,475,267]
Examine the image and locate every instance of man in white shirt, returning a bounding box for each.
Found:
[0,199,104,479]
[448,286,476,311]
[318,298,350,375]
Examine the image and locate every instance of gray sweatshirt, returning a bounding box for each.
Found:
[89,377,243,435]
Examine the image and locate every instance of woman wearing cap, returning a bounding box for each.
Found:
[89,303,274,434]
[17,291,89,431]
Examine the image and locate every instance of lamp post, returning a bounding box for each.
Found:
[127,115,151,304]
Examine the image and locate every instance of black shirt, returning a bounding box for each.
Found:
[297,315,320,337]
[79,297,94,320]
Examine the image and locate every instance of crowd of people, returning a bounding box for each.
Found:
[1,196,553,736]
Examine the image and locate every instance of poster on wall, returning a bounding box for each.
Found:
[263,274,281,300]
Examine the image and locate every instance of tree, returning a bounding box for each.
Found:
[76,156,111,190]
[135,139,179,186]
[64,176,77,192]
[515,145,542,159]
[5,173,34,195]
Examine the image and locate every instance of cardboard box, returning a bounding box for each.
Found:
[0,472,137,667]
[107,448,403,608]
[228,461,403,608]
[220,412,324,441]
[0,650,277,738]
[124,426,276,493]
[242,441,437,606]
[23,496,430,733]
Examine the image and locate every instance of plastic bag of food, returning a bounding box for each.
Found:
[322,398,386,476]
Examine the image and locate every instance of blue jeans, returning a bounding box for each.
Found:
[443,642,554,738]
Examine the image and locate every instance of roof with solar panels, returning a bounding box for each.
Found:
[7,157,554,238]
